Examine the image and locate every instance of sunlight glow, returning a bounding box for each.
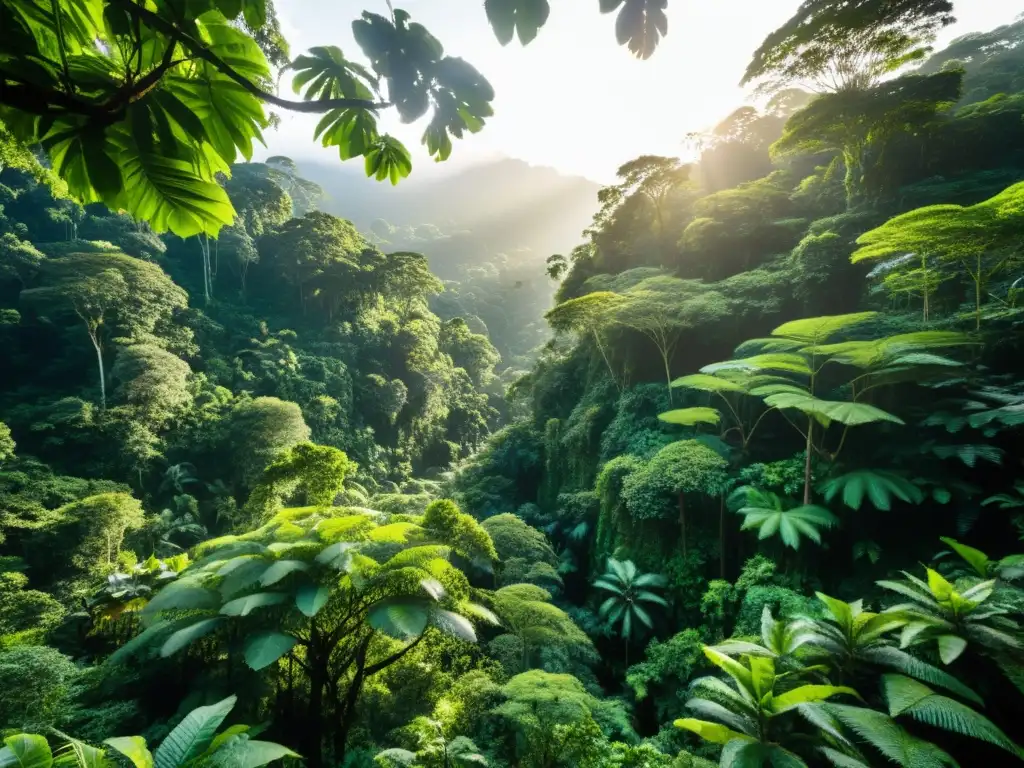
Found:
[265,1,1022,183]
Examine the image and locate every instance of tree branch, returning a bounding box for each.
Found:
[110,0,388,114]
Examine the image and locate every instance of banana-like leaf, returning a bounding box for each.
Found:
[153,696,236,768]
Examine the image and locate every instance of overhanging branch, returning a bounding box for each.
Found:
[110,0,388,114]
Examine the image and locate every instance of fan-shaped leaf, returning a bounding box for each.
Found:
[820,471,923,511]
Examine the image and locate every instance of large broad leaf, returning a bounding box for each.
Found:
[368,598,430,638]
[671,373,749,394]
[295,584,331,617]
[220,592,288,617]
[673,718,752,745]
[258,560,310,586]
[153,696,236,768]
[820,470,924,511]
[102,739,151,768]
[771,313,878,344]
[111,131,235,238]
[205,739,298,768]
[243,632,297,671]
[1,735,53,768]
[658,407,721,427]
[484,0,550,45]
[142,584,220,616]
[160,617,225,657]
[763,393,904,426]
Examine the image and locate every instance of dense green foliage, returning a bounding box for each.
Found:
[3,3,1024,768]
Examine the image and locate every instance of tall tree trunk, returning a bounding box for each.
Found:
[88,328,106,409]
[678,492,687,558]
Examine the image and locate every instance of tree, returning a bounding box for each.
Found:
[853,182,1024,329]
[440,318,501,388]
[621,440,729,558]
[256,211,368,314]
[244,442,352,522]
[493,670,633,768]
[119,501,497,766]
[613,277,717,399]
[20,251,189,408]
[0,645,79,730]
[221,397,311,491]
[743,0,955,93]
[599,156,691,236]
[671,313,971,505]
[111,344,193,432]
[772,70,963,207]
[545,292,627,390]
[593,558,668,662]
[482,513,560,588]
[489,583,597,674]
[377,252,445,319]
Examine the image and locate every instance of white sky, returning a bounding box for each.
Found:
[261,0,1022,183]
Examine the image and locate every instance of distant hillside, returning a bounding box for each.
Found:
[299,157,600,277]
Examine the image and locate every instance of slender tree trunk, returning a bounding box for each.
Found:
[88,328,106,409]
[678,492,687,558]
[803,419,814,505]
[661,348,673,404]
